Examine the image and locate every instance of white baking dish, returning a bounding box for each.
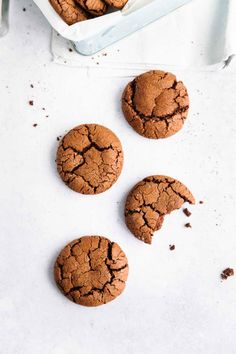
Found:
[33,0,193,55]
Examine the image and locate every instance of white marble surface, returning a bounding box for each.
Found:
[1,1,236,353]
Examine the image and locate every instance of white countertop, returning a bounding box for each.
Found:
[1,1,236,353]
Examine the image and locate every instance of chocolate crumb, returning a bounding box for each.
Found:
[96,62,99,65]
[42,107,45,111]
[68,48,73,52]
[221,268,234,280]
[30,84,34,88]
[45,115,49,118]
[169,245,175,251]
[185,223,192,228]
[183,208,191,217]
[23,7,26,11]
[102,53,107,56]
[33,123,38,127]
[29,100,34,106]
[199,200,204,204]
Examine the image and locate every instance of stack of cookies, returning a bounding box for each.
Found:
[49,0,128,25]
[53,70,195,307]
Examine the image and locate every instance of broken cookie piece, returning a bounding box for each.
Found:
[122,70,189,139]
[125,175,195,244]
[221,268,234,280]
[56,124,123,194]
[75,0,107,16]
[54,236,129,306]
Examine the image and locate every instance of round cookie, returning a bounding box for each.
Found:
[75,0,107,16]
[56,124,123,194]
[122,70,189,139]
[49,0,88,25]
[54,236,129,306]
[103,0,128,9]
[125,175,195,244]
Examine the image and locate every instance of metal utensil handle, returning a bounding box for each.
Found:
[0,0,9,37]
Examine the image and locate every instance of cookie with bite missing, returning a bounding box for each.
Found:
[125,175,195,244]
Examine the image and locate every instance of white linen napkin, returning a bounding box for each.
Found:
[51,0,236,75]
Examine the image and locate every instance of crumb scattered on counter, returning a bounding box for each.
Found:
[183,208,191,217]
[30,84,34,88]
[42,107,45,111]
[199,200,204,204]
[68,48,73,52]
[57,136,62,141]
[45,115,49,118]
[185,223,192,228]
[221,268,234,280]
[23,8,26,11]
[169,245,175,251]
[29,100,34,106]
[33,123,38,127]
[102,53,107,56]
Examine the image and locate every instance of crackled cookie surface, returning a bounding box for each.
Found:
[104,0,128,9]
[75,0,107,16]
[54,236,129,306]
[56,124,123,194]
[50,0,88,25]
[122,70,189,139]
[125,175,195,244]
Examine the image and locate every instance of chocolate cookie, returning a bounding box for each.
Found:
[56,124,123,194]
[122,70,189,139]
[125,175,195,244]
[49,0,88,25]
[104,0,128,9]
[54,236,129,306]
[75,0,107,16]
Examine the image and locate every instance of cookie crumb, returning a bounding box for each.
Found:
[96,62,99,65]
[102,53,107,56]
[185,223,192,228]
[45,115,49,118]
[68,48,73,52]
[33,123,38,127]
[42,107,45,111]
[23,7,26,11]
[221,268,234,280]
[183,208,191,217]
[169,245,175,251]
[199,200,204,204]
[30,84,34,88]
[29,100,34,106]
[56,136,61,141]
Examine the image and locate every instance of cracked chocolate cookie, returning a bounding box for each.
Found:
[49,0,88,25]
[56,124,123,194]
[122,70,189,139]
[104,0,128,9]
[54,236,129,306]
[75,0,107,16]
[125,175,195,244]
